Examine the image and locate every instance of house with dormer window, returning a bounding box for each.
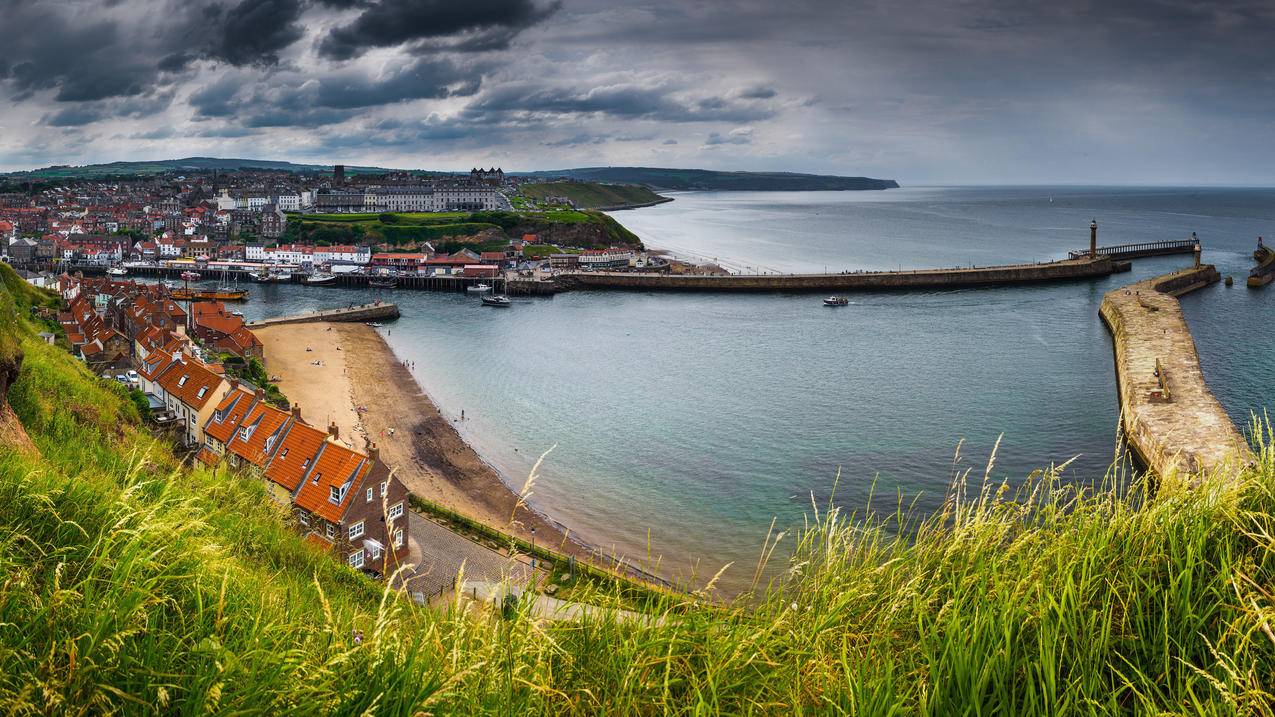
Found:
[154,353,228,447]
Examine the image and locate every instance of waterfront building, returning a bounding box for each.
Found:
[370,252,427,272]
[313,244,371,266]
[549,253,580,270]
[578,247,637,270]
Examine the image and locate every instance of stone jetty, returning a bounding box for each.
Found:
[1099,263,1251,477]
[556,256,1123,293]
[247,302,399,328]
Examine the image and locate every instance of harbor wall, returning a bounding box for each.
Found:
[247,302,399,328]
[556,257,1118,292]
[1098,265,1251,478]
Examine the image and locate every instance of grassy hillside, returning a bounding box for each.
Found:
[4,157,388,179]
[290,209,641,249]
[0,262,1272,712]
[518,181,669,209]
[522,167,900,191]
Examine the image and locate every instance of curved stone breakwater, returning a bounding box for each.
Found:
[556,256,1124,293]
[1099,265,1252,477]
[247,302,400,328]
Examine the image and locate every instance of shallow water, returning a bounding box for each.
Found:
[231,186,1275,591]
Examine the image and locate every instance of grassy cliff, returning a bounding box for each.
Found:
[290,209,642,250]
[0,262,1271,712]
[517,181,670,209]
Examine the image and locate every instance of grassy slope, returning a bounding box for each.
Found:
[0,262,1272,712]
[519,181,668,208]
[293,209,642,249]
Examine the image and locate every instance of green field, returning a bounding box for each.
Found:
[0,261,1272,712]
[290,209,641,249]
[518,181,668,209]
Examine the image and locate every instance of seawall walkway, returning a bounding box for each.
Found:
[247,302,399,328]
[1099,265,1251,477]
[557,256,1123,293]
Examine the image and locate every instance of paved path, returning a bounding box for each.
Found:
[1100,265,1252,477]
[398,510,537,604]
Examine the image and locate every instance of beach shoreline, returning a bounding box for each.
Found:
[255,321,593,561]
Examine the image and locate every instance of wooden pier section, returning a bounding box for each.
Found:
[554,256,1123,293]
[247,302,400,328]
[1099,265,1251,477]
[1068,239,1198,261]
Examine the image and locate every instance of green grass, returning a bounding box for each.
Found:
[518,181,667,209]
[0,262,1271,712]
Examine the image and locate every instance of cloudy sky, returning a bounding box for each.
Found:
[1,0,1273,183]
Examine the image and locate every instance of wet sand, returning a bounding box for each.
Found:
[256,321,587,557]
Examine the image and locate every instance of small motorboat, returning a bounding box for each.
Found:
[467,283,492,293]
[366,322,384,328]
[180,271,201,282]
[305,272,337,285]
[481,295,512,308]
[230,310,244,317]
[823,296,850,307]
[107,266,127,277]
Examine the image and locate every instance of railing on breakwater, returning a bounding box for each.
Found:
[551,255,1122,293]
[1068,239,1198,261]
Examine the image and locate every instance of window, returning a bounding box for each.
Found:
[279,448,288,460]
[387,502,404,521]
[197,387,207,399]
[393,528,404,548]
[380,481,387,496]
[298,511,309,526]
[178,375,188,387]
[366,487,373,503]
[328,486,340,503]
[348,521,364,540]
[325,523,335,539]
[348,550,364,569]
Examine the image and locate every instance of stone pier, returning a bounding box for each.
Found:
[1099,265,1251,477]
[247,302,399,328]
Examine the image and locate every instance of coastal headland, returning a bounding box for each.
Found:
[1099,264,1252,477]
[255,321,590,559]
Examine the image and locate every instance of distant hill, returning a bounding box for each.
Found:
[519,167,900,191]
[3,157,388,179]
[517,181,671,209]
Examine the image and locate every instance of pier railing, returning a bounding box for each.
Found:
[1069,239,1198,261]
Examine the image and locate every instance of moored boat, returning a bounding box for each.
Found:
[823,296,850,306]
[305,272,338,285]
[107,266,127,277]
[481,294,512,307]
[467,283,492,293]
[171,287,249,302]
[180,271,201,282]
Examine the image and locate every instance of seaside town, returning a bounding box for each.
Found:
[0,165,675,298]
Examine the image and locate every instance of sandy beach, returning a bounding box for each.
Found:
[255,321,587,557]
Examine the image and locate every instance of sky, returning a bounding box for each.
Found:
[1,0,1273,184]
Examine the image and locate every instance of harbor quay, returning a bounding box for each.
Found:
[1099,257,1252,478]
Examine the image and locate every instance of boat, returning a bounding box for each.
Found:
[251,270,292,283]
[368,277,397,289]
[180,271,201,281]
[823,296,850,306]
[230,310,244,317]
[366,322,384,328]
[305,272,338,285]
[466,283,492,293]
[481,295,512,308]
[171,288,250,302]
[107,266,127,277]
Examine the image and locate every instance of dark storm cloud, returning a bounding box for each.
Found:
[312,58,486,108]
[204,0,306,67]
[469,84,776,123]
[738,87,777,100]
[44,107,105,127]
[317,0,560,60]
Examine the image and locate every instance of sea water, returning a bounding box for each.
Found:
[239,186,1275,592]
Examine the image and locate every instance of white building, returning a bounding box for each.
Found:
[313,245,371,265]
[578,247,636,270]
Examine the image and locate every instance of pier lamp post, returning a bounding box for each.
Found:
[1090,219,1098,259]
[529,526,536,570]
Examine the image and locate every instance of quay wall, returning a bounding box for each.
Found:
[1098,265,1251,478]
[557,256,1118,292]
[248,302,399,328]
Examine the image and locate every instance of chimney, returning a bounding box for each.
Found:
[328,421,340,440]
[1089,219,1098,259]
[291,403,302,419]
[255,387,265,401]
[229,377,239,391]
[366,440,379,461]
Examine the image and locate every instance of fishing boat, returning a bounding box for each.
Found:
[481,295,512,308]
[305,272,338,285]
[180,271,201,282]
[107,266,127,277]
[823,296,850,306]
[368,277,397,289]
[251,270,292,283]
[466,283,492,293]
[171,287,249,302]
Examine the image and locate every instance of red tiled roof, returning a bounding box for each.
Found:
[225,402,292,467]
[204,388,256,444]
[293,441,372,523]
[264,421,329,494]
[195,447,220,466]
[156,357,224,411]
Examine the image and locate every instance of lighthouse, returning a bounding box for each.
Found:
[1089,219,1098,259]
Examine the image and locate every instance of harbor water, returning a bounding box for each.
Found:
[232,186,1275,592]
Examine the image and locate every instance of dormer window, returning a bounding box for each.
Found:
[196,387,207,399]
[279,448,289,460]
[312,472,321,484]
[328,486,340,503]
[177,375,188,387]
